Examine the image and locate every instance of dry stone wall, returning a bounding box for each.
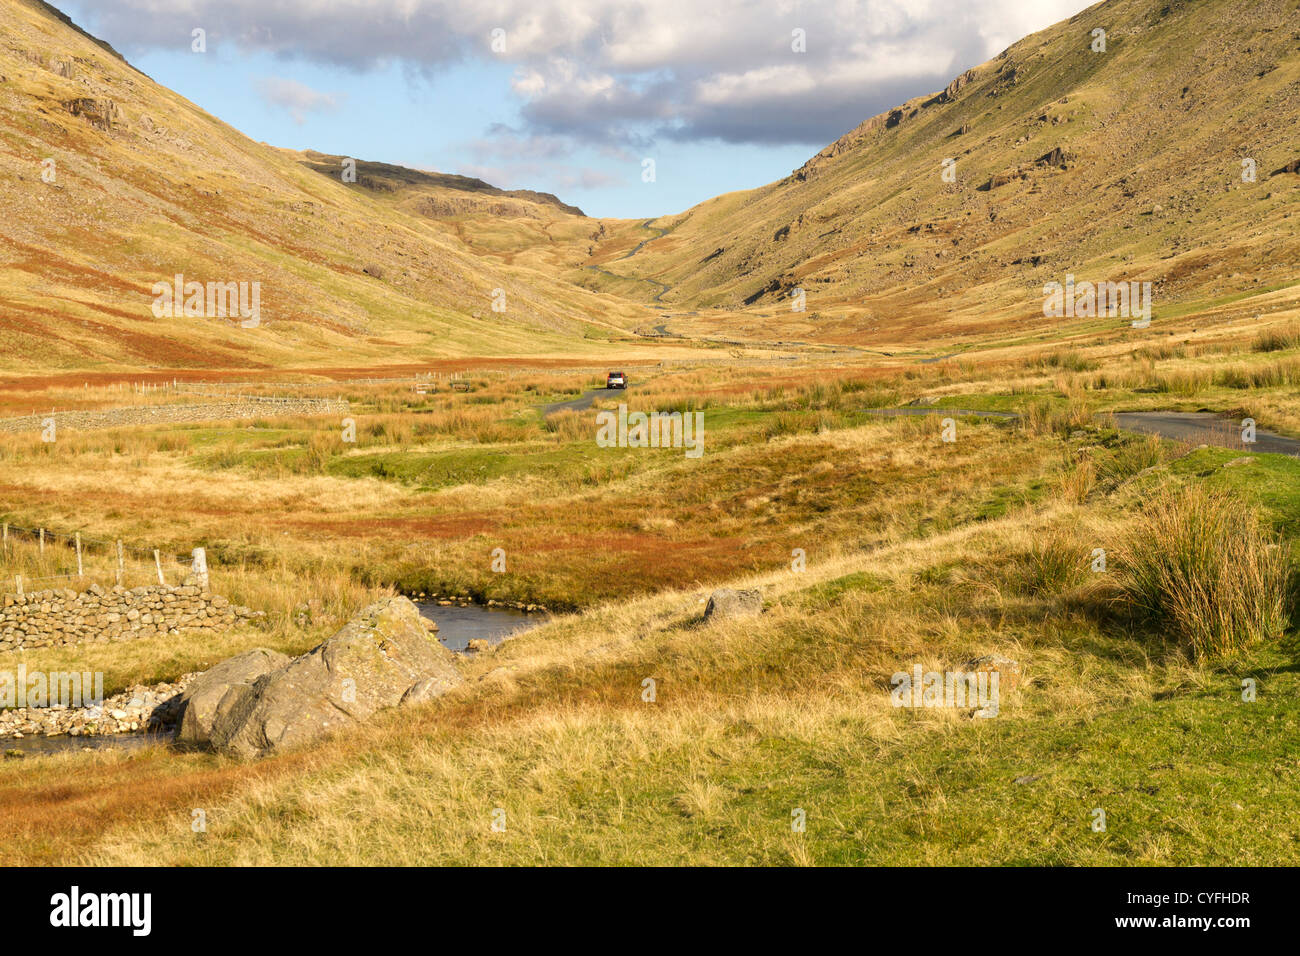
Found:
[0,580,259,652]
[0,399,348,434]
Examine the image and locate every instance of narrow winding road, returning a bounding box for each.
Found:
[584,220,672,304]
[863,407,1300,456]
[1112,411,1300,456]
[542,383,637,416]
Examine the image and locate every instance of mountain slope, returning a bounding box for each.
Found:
[288,149,607,278]
[289,150,585,218]
[0,0,651,374]
[583,0,1300,347]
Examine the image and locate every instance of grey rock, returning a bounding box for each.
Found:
[702,588,763,622]
[210,597,461,758]
[961,654,1022,692]
[175,648,290,748]
[400,674,459,706]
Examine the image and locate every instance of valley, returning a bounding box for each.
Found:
[0,0,1297,869]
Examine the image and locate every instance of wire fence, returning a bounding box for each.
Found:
[167,356,807,397]
[0,522,205,596]
[156,388,350,404]
[17,358,811,416]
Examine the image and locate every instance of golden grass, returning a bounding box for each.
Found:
[1117,485,1292,660]
[0,334,1296,865]
[79,501,1234,866]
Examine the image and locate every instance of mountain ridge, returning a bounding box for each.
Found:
[576,0,1300,350]
[0,0,653,374]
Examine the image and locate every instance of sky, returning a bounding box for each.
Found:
[57,0,1089,219]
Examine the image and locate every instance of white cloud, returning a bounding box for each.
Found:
[255,76,346,124]
[73,0,1091,145]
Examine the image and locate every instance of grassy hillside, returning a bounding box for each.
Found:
[289,150,586,218]
[0,0,661,373]
[580,0,1300,351]
[286,149,617,281]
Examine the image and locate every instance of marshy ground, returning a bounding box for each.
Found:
[0,319,1297,865]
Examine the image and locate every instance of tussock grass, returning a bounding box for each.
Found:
[1020,531,1093,597]
[1020,396,1094,438]
[1118,486,1292,660]
[2,344,1299,865]
[1251,324,1300,353]
[1095,434,1171,488]
[1064,454,1098,503]
[1038,350,1098,372]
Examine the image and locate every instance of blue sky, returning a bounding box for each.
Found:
[57,1,1087,220]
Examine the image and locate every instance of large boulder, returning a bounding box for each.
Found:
[209,597,461,758]
[702,588,763,622]
[175,648,289,748]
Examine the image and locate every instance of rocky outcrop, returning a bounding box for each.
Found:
[940,69,977,103]
[981,169,1027,191]
[702,588,763,622]
[208,597,461,758]
[175,648,289,748]
[63,97,124,130]
[1036,147,1073,170]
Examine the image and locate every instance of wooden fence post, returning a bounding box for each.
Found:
[154,549,164,586]
[39,528,44,554]
[2,523,7,555]
[75,532,83,576]
[116,540,124,586]
[15,575,22,597]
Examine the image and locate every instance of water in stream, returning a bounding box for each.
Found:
[416,602,539,652]
[3,604,538,757]
[4,731,170,758]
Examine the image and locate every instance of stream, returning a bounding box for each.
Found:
[3,604,540,757]
[4,731,169,757]
[417,602,540,652]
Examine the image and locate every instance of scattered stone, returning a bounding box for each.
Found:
[962,654,1022,692]
[0,672,200,740]
[400,674,459,706]
[0,400,347,436]
[702,588,763,622]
